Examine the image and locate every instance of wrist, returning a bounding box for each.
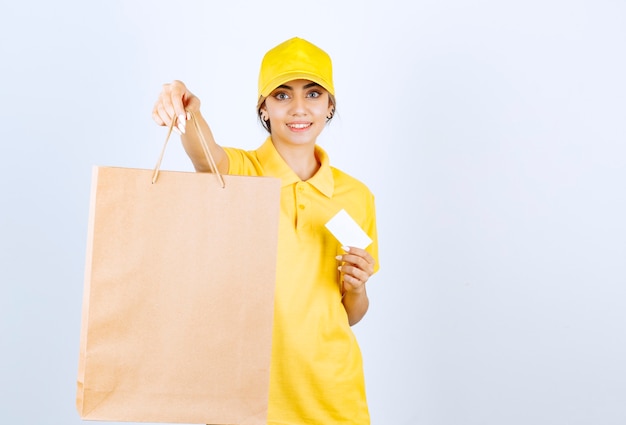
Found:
[343,284,367,298]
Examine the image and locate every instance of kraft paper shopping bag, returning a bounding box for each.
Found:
[77,116,280,424]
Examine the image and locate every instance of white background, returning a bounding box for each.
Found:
[1,1,625,424]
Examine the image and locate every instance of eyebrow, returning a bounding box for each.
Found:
[276,82,322,91]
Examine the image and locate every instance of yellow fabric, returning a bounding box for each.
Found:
[258,37,335,99]
[224,138,378,425]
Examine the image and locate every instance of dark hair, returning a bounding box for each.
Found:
[257,94,337,134]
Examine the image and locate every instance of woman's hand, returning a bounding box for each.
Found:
[152,80,201,134]
[337,246,375,326]
[151,80,227,173]
[337,246,376,294]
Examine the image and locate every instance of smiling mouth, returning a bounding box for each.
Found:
[287,123,312,130]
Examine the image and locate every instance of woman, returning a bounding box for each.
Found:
[153,37,379,424]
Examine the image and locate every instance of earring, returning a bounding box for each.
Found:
[261,113,269,121]
[326,110,334,120]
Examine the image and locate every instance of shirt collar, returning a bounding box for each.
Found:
[257,137,334,198]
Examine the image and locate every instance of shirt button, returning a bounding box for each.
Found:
[298,204,305,210]
[298,186,305,192]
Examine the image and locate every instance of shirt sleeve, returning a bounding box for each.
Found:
[223,147,263,177]
[364,191,380,274]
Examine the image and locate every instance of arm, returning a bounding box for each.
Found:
[337,247,376,326]
[152,80,229,174]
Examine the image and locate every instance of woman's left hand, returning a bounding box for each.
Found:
[336,247,376,294]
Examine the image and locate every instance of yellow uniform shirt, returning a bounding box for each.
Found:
[224,138,379,425]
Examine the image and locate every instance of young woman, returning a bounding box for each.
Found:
[152,37,379,425]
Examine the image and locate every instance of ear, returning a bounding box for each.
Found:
[326,103,335,120]
[260,106,269,121]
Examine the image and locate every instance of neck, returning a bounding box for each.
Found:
[272,140,320,181]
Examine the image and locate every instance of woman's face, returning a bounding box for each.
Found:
[262,79,334,147]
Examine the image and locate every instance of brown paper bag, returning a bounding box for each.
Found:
[77,119,280,424]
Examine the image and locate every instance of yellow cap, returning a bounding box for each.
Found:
[258,37,335,100]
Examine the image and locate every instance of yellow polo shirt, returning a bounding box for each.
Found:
[224,138,379,425]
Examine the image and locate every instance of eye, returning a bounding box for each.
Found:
[307,90,322,98]
[274,91,290,100]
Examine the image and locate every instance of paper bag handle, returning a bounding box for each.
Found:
[152,111,226,188]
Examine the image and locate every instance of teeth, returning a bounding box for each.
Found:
[288,123,310,129]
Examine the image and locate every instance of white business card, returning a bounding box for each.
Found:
[325,208,372,249]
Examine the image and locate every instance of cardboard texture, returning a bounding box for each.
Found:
[77,166,280,424]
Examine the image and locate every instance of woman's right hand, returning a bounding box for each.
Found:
[152,80,201,135]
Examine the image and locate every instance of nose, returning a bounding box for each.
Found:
[289,95,306,115]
